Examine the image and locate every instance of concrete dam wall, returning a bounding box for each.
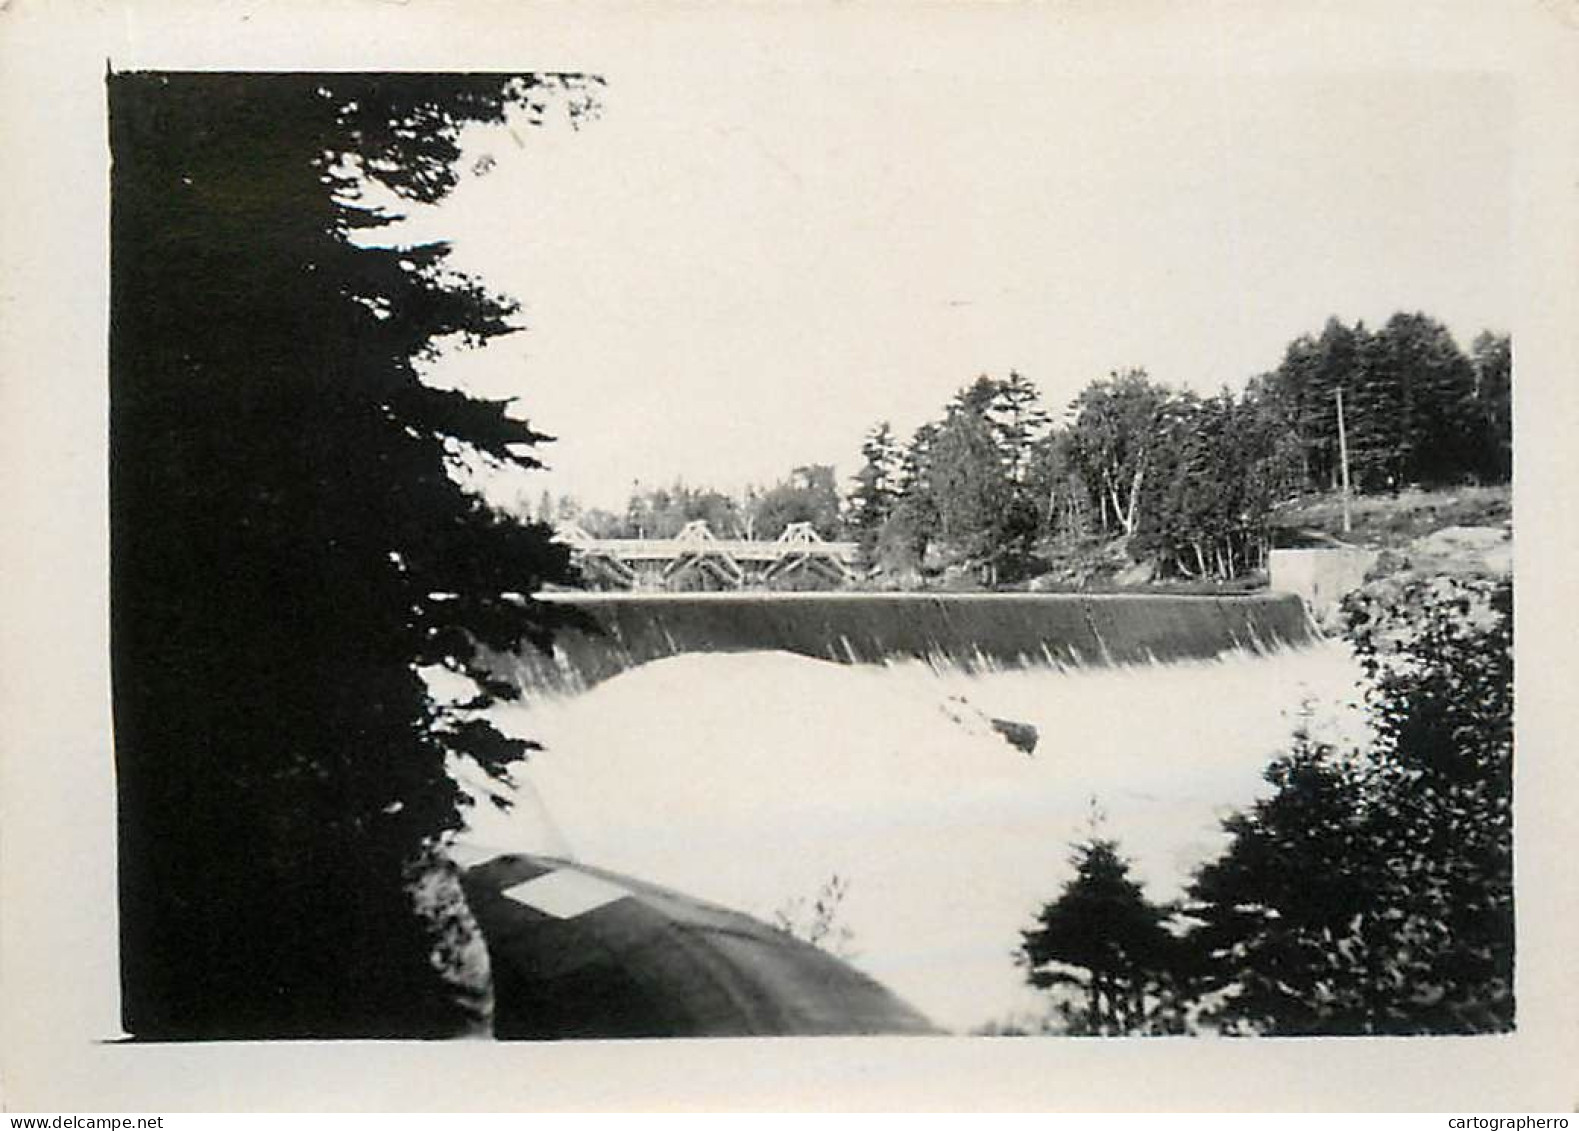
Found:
[510,592,1319,693]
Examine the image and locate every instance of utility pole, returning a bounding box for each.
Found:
[1335,386,1353,536]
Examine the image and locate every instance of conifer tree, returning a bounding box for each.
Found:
[849,421,903,562]
[110,71,600,1038]
[1020,827,1187,1035]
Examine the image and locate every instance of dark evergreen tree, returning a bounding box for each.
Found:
[1020,830,1189,1035]
[1470,330,1513,482]
[874,420,943,574]
[1389,313,1482,486]
[949,370,1052,485]
[1344,313,1483,491]
[1253,313,1504,498]
[988,371,1053,485]
[951,373,1004,418]
[929,406,1013,565]
[109,72,600,1039]
[903,388,1039,582]
[1185,728,1387,1034]
[848,421,903,563]
[1272,317,1364,492]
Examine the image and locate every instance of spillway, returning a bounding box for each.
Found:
[512,591,1317,692]
[465,638,1366,1034]
[456,590,1356,1033]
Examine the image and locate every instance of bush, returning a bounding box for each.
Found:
[1019,832,1194,1035]
[1184,574,1513,1034]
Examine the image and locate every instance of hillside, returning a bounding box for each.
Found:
[1001,484,1512,595]
[1267,484,1511,552]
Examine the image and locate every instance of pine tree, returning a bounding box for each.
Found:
[875,420,943,574]
[992,371,1053,482]
[848,421,903,562]
[1020,828,1188,1035]
[109,71,600,1039]
[1470,330,1513,482]
[929,405,1013,568]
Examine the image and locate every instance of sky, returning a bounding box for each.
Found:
[388,64,1513,514]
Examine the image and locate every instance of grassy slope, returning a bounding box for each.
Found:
[1008,484,1512,593]
[1267,484,1511,551]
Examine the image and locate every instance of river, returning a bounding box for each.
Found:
[451,600,1368,1034]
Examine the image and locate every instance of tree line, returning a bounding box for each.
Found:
[537,311,1507,589]
[850,314,1510,585]
[532,464,844,543]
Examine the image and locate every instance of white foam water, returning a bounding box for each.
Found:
[453,639,1369,1033]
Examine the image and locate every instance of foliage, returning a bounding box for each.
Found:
[1019,826,1192,1035]
[567,465,843,547]
[1066,369,1175,538]
[1025,430,1095,545]
[928,407,1016,562]
[953,370,1052,484]
[1185,574,1514,1034]
[752,464,844,540]
[867,374,1050,582]
[772,874,858,958]
[838,309,1509,588]
[110,72,600,1038]
[1261,313,1507,495]
[1470,331,1512,482]
[549,310,1510,592]
[1136,388,1298,581]
[620,480,744,540]
[848,421,904,563]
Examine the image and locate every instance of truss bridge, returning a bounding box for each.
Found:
[557,520,860,590]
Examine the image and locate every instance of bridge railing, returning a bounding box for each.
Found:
[555,521,858,563]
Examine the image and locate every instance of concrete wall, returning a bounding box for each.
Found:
[1268,547,1380,616]
[510,592,1318,692]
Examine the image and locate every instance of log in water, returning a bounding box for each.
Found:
[513,591,1317,691]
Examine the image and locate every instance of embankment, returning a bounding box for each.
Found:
[510,592,1317,692]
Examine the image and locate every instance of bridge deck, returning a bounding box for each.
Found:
[574,538,859,563]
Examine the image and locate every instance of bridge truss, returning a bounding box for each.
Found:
[557,520,860,590]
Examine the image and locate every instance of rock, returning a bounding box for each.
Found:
[989,717,1039,755]
[937,695,1039,755]
[1113,557,1157,586]
[1365,547,1411,581]
[1407,525,1512,577]
[940,564,986,591]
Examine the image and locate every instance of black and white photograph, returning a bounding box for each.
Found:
[2,0,1576,1113]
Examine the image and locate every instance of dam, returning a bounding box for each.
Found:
[470,595,1360,1033]
[463,587,1340,1032]
[510,590,1318,692]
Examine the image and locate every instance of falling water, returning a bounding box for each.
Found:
[454,607,1368,1034]
[509,591,1317,693]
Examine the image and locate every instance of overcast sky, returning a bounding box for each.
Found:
[390,63,1512,513]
